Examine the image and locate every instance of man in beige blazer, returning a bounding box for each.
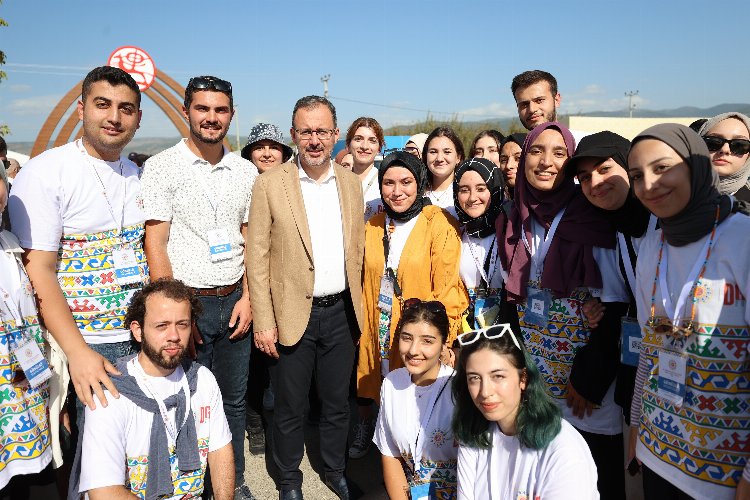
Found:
[247,96,364,500]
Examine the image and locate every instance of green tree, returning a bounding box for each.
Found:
[0,3,8,137]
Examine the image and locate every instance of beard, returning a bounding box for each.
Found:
[142,340,185,371]
[190,121,228,144]
[523,109,557,130]
[299,146,329,168]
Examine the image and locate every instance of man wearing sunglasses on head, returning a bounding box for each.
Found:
[138,75,259,500]
[247,96,365,500]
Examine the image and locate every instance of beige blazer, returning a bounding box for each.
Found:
[246,161,365,346]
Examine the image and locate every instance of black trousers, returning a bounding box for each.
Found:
[272,292,358,491]
[642,466,696,500]
[578,429,625,500]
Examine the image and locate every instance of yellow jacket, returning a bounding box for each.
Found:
[356,205,468,400]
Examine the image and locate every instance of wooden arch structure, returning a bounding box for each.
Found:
[30,71,190,158]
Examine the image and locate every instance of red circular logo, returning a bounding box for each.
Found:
[108,46,156,91]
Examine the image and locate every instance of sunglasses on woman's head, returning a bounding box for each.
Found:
[402,297,446,314]
[703,136,750,156]
[457,324,521,351]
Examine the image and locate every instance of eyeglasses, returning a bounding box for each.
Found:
[703,136,750,155]
[187,76,232,94]
[457,324,521,351]
[402,297,446,314]
[294,128,335,141]
[647,316,695,338]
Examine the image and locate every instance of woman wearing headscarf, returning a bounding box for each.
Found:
[496,122,627,498]
[698,112,750,201]
[498,133,527,199]
[627,123,750,500]
[351,151,468,459]
[453,158,518,333]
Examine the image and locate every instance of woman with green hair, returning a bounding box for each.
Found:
[452,324,598,499]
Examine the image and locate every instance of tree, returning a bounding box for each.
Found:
[0,2,8,136]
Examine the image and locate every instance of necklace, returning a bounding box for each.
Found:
[647,204,720,338]
[429,188,450,205]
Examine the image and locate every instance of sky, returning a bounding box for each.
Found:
[0,0,744,144]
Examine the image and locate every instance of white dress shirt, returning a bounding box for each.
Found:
[298,161,347,296]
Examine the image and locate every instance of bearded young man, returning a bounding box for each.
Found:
[138,76,258,499]
[76,279,234,500]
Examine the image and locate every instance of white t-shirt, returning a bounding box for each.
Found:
[374,365,458,498]
[79,358,232,499]
[457,419,599,500]
[386,216,420,272]
[460,233,505,290]
[361,166,384,222]
[427,185,458,220]
[8,140,147,343]
[634,213,750,499]
[524,217,627,435]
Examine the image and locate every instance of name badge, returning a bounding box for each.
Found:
[475,296,500,329]
[524,287,551,328]
[13,337,52,389]
[378,273,395,314]
[207,228,232,262]
[620,317,642,367]
[657,349,687,407]
[111,248,141,286]
[409,482,431,500]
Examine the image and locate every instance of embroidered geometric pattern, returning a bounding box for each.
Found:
[518,284,592,400]
[399,452,457,500]
[639,322,750,488]
[126,438,210,499]
[0,316,50,482]
[57,223,148,337]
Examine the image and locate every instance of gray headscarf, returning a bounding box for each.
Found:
[630,123,733,247]
[698,112,750,194]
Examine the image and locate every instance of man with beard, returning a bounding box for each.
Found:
[247,96,364,500]
[139,76,258,499]
[511,70,590,143]
[77,279,234,500]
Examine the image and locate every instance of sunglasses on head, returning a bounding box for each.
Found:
[187,76,232,94]
[457,324,522,351]
[703,136,750,156]
[402,298,446,314]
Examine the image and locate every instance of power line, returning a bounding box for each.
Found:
[328,95,456,116]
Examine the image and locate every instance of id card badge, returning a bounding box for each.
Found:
[207,228,232,262]
[111,248,141,286]
[409,482,431,500]
[13,337,52,388]
[524,287,551,328]
[378,273,395,314]
[657,349,688,407]
[475,296,500,329]
[620,317,642,367]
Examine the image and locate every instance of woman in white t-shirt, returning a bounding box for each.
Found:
[344,116,385,222]
[374,298,457,499]
[452,323,598,499]
[0,167,52,489]
[424,127,465,219]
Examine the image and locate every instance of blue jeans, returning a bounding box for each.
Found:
[194,284,252,488]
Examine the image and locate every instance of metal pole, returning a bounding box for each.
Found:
[625,90,639,118]
[321,74,330,98]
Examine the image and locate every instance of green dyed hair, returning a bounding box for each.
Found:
[451,332,561,450]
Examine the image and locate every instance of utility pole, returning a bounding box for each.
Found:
[321,74,331,98]
[625,90,639,118]
[234,105,240,150]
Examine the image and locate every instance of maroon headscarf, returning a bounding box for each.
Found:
[496,122,615,302]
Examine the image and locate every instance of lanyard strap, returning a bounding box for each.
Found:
[192,161,228,224]
[523,207,566,279]
[382,217,403,299]
[77,139,126,237]
[463,232,507,289]
[412,371,453,477]
[363,167,378,197]
[657,215,723,325]
[617,233,637,299]
[131,358,192,444]
[0,243,33,323]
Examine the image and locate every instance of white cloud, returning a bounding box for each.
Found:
[458,102,517,119]
[8,95,63,114]
[560,84,650,115]
[8,84,32,93]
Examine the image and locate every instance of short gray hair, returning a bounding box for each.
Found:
[292,96,337,129]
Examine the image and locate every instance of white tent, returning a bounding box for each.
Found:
[6,150,30,165]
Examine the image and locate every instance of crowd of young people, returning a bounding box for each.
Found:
[2,66,750,500]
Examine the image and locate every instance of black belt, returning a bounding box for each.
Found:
[192,280,241,297]
[312,290,347,307]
